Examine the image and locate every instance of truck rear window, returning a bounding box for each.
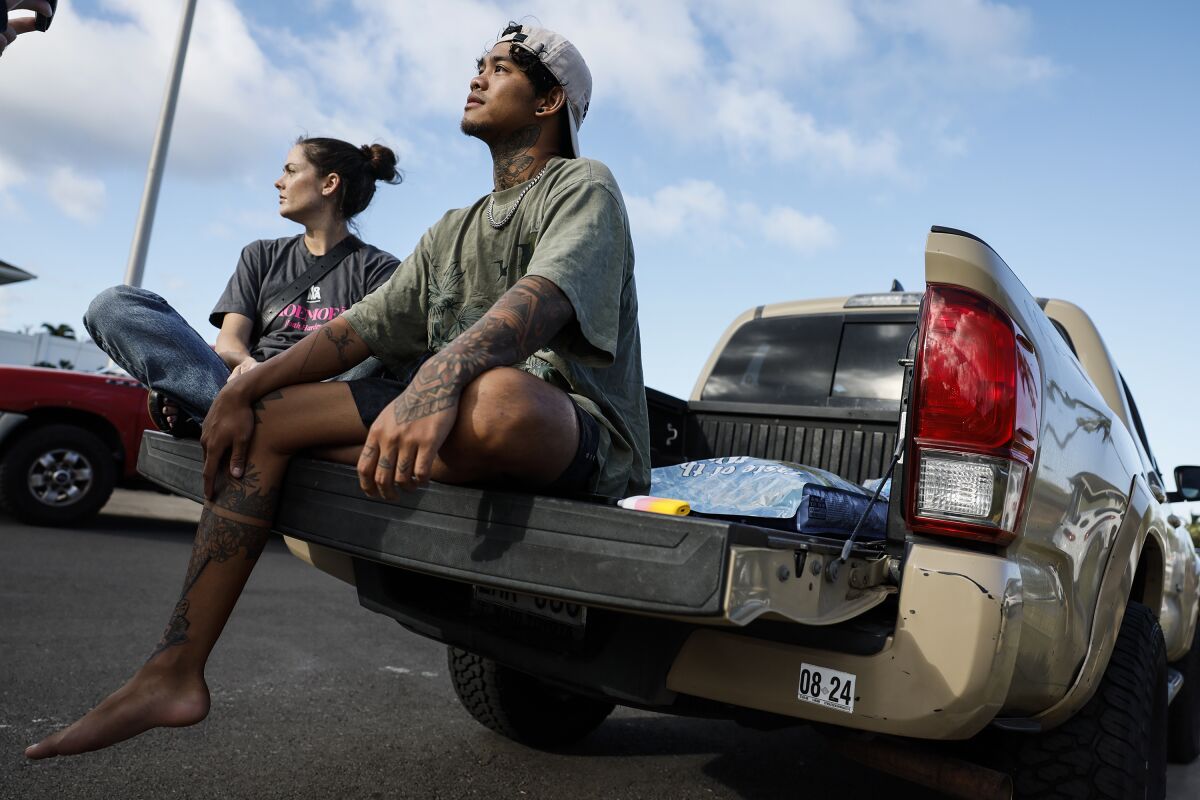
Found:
[701,315,914,406]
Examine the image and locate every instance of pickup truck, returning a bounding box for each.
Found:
[0,365,153,526]
[137,226,1200,799]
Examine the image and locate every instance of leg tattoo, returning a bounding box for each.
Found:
[148,465,276,661]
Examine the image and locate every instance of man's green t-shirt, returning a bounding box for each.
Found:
[341,157,650,497]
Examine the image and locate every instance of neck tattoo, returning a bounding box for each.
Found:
[486,161,552,230]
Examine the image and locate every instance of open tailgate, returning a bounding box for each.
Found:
[137,431,754,616]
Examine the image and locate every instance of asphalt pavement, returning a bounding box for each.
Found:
[2,489,1198,800]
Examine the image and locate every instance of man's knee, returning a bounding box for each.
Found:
[458,368,575,458]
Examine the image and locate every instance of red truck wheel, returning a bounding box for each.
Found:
[0,424,116,527]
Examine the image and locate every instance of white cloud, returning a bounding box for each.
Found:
[862,0,1058,85]
[711,84,901,174]
[0,0,1057,206]
[300,0,902,177]
[699,0,864,83]
[626,180,727,238]
[47,166,107,223]
[755,206,838,254]
[0,152,30,216]
[628,179,835,256]
[0,151,29,193]
[0,0,409,179]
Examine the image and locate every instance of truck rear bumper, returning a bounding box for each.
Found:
[666,542,1024,739]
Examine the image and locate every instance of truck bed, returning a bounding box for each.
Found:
[647,390,902,487]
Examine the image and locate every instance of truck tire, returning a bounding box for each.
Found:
[447,647,614,748]
[0,424,116,527]
[1167,620,1200,763]
[1003,602,1167,800]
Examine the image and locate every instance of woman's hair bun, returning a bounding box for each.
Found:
[363,143,399,184]
[296,136,401,221]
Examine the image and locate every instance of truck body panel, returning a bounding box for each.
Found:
[0,365,151,480]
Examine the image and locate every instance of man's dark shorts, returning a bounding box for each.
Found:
[346,376,601,495]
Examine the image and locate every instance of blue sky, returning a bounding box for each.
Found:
[1,1,1198,484]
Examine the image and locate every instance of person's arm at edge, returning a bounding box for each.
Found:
[200,316,372,496]
[358,274,574,496]
[214,313,256,373]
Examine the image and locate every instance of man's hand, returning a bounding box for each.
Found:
[228,357,259,381]
[201,384,256,499]
[357,386,459,499]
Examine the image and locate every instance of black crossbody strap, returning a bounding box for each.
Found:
[260,236,363,332]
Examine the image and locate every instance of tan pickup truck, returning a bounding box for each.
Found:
[140,226,1200,799]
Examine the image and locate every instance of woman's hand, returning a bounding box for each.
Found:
[201,384,257,499]
[228,357,260,381]
[356,389,459,499]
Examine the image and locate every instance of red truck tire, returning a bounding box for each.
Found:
[0,423,116,527]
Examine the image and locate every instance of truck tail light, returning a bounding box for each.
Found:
[907,285,1039,545]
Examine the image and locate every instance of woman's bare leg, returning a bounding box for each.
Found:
[25,383,367,759]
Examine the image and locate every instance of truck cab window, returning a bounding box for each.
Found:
[831,322,910,401]
[702,315,913,406]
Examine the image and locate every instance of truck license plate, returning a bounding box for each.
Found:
[797,663,857,714]
[472,586,587,629]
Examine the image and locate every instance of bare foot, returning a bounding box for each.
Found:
[24,665,210,759]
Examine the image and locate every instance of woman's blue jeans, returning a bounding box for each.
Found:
[83,285,379,423]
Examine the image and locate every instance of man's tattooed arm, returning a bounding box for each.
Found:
[213,317,373,436]
[393,275,573,424]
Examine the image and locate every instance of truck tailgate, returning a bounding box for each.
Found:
[137,431,761,616]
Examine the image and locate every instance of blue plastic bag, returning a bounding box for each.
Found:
[649,457,887,539]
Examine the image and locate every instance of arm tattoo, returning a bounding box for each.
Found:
[493,125,540,190]
[251,391,285,424]
[322,326,354,368]
[393,276,573,424]
[296,323,366,381]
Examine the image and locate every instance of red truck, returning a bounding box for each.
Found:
[0,365,153,526]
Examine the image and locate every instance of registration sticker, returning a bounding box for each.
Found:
[797,663,857,714]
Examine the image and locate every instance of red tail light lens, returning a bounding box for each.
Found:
[916,288,1016,449]
[907,285,1040,545]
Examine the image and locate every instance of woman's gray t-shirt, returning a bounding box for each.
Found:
[210,235,398,361]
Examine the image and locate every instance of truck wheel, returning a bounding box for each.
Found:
[1167,619,1200,763]
[1003,602,1167,800]
[0,424,116,527]
[447,647,614,748]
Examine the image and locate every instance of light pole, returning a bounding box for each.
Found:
[122,0,197,288]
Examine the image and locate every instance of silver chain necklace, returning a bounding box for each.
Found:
[486,161,552,229]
